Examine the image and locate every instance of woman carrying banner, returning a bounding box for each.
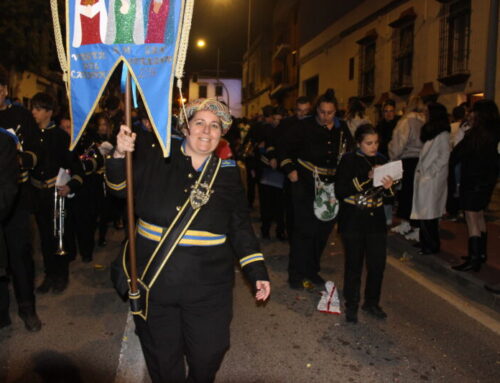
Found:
[106,98,270,383]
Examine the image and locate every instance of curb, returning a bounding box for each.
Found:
[387,233,500,314]
[114,314,149,383]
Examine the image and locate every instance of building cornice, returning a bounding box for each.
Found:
[300,0,411,66]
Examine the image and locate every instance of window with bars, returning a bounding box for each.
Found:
[198,84,207,98]
[358,40,376,99]
[390,22,414,94]
[438,0,471,85]
[215,84,223,97]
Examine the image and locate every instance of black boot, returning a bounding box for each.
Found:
[18,303,42,332]
[452,236,482,272]
[480,232,487,263]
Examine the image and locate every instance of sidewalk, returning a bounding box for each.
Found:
[387,183,500,308]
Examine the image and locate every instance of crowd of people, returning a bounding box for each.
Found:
[235,90,499,322]
[1,57,500,380]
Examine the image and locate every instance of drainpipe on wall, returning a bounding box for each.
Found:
[485,0,499,99]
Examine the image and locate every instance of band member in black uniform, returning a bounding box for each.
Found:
[61,117,105,263]
[276,97,312,242]
[31,93,84,294]
[239,110,267,208]
[94,113,115,247]
[335,124,394,324]
[0,67,43,331]
[106,98,271,383]
[279,89,354,289]
[258,106,287,240]
[0,128,19,329]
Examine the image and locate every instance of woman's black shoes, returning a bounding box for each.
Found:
[362,305,387,319]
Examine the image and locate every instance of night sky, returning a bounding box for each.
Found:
[185,0,248,79]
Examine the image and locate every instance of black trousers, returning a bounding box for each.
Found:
[4,207,35,306]
[419,219,440,253]
[98,193,116,241]
[244,159,257,208]
[397,158,419,221]
[33,188,69,280]
[65,183,99,260]
[342,232,387,309]
[288,179,335,282]
[258,183,285,235]
[283,179,294,242]
[134,283,233,383]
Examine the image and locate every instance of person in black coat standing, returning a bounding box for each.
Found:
[279,89,354,289]
[452,99,500,272]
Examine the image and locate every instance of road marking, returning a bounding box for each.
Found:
[115,314,148,383]
[387,257,500,336]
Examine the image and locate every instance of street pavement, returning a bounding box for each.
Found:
[1,193,500,382]
[0,226,129,383]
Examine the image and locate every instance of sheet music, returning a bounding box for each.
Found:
[373,160,403,187]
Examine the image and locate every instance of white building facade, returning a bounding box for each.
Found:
[188,77,243,118]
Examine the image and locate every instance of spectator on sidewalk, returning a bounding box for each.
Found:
[376,99,400,226]
[388,96,426,240]
[410,103,450,255]
[447,105,469,219]
[452,99,500,272]
[336,124,395,323]
[345,97,371,138]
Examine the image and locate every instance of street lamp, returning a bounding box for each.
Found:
[196,38,206,48]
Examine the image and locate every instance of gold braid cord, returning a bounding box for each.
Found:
[50,0,69,94]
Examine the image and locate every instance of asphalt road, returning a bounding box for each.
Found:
[1,223,500,382]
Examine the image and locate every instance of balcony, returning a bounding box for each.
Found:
[273,44,291,61]
[270,70,293,98]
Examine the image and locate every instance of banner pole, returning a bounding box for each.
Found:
[125,71,138,295]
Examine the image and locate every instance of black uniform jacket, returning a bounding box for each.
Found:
[0,104,40,211]
[105,131,269,287]
[31,122,84,193]
[278,116,354,184]
[335,150,394,234]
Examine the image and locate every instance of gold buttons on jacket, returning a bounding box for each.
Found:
[188,173,193,178]
[176,206,181,211]
[152,143,156,148]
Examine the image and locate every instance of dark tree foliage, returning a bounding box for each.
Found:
[0,0,65,72]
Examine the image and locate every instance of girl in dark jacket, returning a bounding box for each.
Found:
[452,99,500,272]
[336,124,394,323]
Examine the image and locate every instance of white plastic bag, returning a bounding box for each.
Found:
[317,281,341,315]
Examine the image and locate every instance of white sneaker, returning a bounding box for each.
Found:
[404,228,420,241]
[390,221,411,235]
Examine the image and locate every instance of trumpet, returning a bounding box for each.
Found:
[53,188,67,256]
